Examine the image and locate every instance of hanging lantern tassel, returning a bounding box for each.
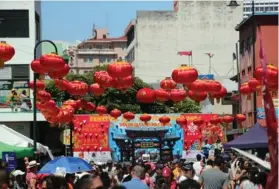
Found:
[95,134,98,138]
[86,146,90,152]
[99,147,102,151]
[94,146,98,151]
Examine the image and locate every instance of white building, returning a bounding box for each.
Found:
[0,1,45,136]
[125,0,241,114]
[243,0,278,18]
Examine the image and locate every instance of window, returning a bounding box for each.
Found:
[274,6,278,11]
[99,56,106,63]
[12,65,29,79]
[240,41,245,54]
[35,12,40,41]
[96,45,102,49]
[83,58,89,63]
[88,57,93,62]
[0,10,29,38]
[88,45,92,49]
[106,58,112,63]
[255,7,259,11]
[260,7,264,11]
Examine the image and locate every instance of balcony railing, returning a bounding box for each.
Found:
[76,48,116,54]
[0,97,62,113]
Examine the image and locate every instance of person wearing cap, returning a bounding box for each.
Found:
[178,162,195,183]
[12,170,26,189]
[199,156,229,189]
[162,162,171,183]
[26,160,40,189]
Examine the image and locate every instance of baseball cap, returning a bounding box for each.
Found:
[12,170,25,177]
[181,162,194,171]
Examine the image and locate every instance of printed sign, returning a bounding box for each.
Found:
[2,152,17,173]
[257,108,278,119]
[198,74,214,80]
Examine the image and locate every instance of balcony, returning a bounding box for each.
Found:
[0,97,61,122]
[76,48,117,55]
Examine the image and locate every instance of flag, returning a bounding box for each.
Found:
[205,53,214,58]
[258,25,278,189]
[178,51,192,56]
[233,52,237,60]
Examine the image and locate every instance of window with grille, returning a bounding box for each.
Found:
[12,66,29,79]
[0,10,29,38]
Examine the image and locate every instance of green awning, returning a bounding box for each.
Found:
[0,141,33,159]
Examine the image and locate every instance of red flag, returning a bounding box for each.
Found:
[258,25,278,189]
[205,53,214,58]
[178,51,192,56]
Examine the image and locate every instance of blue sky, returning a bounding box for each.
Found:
[42,1,173,43]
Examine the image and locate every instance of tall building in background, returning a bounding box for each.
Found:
[125,0,241,116]
[235,13,278,128]
[70,28,127,74]
[243,0,278,18]
[0,0,42,136]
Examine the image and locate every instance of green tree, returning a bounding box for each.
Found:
[45,65,201,114]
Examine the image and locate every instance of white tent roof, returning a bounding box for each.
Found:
[0,124,54,159]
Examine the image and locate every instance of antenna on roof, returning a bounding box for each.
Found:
[92,24,97,39]
[106,12,110,35]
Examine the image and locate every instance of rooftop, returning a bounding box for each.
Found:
[235,12,278,31]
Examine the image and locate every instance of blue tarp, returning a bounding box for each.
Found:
[224,123,268,149]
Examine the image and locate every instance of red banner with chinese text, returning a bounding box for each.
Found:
[72,115,110,152]
[182,114,220,150]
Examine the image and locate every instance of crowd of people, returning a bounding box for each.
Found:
[0,151,269,189]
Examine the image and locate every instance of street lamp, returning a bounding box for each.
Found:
[32,40,58,153]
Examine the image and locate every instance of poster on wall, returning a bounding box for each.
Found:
[72,115,111,163]
[2,152,17,173]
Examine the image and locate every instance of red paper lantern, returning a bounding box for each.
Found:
[110,109,122,119]
[55,79,69,91]
[235,114,246,123]
[96,106,107,115]
[176,116,187,126]
[113,76,134,90]
[255,64,278,85]
[248,78,261,90]
[189,79,206,92]
[210,116,221,125]
[136,88,156,104]
[160,77,177,91]
[222,115,233,124]
[172,64,198,84]
[188,90,207,103]
[0,41,15,63]
[89,83,105,96]
[140,114,152,123]
[159,115,171,125]
[170,89,187,102]
[67,81,88,96]
[29,80,45,90]
[62,100,78,110]
[85,102,96,112]
[40,53,65,72]
[107,61,133,78]
[36,90,51,102]
[193,119,204,126]
[210,87,227,102]
[123,112,135,121]
[204,80,222,93]
[155,89,170,102]
[48,64,70,79]
[31,59,47,74]
[94,71,113,88]
[240,83,253,95]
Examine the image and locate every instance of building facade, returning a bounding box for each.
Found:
[243,0,278,18]
[125,1,241,116]
[69,28,127,74]
[236,13,278,128]
[125,1,242,84]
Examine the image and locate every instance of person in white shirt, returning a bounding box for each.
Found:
[193,154,202,179]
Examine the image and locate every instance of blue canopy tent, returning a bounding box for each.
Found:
[224,123,268,149]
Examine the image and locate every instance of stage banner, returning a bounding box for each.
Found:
[72,115,111,163]
[110,113,218,161]
[182,114,219,150]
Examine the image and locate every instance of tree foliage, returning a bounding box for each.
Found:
[45,65,201,114]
